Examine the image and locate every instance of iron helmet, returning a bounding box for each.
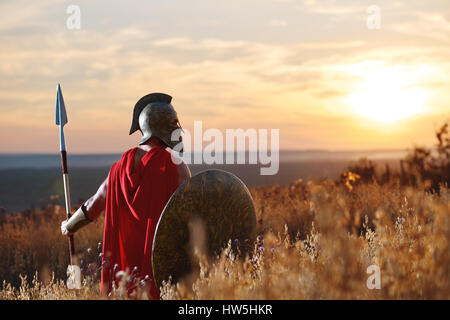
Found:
[129,93,183,150]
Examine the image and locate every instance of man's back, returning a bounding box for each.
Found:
[100,146,179,297]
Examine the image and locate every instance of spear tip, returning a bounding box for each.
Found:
[55,83,68,126]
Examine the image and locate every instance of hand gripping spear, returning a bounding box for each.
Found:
[55,84,81,289]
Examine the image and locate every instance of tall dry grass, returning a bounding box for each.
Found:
[161,180,449,299]
[0,201,104,290]
[0,178,448,299]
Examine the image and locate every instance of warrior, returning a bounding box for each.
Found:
[61,93,191,298]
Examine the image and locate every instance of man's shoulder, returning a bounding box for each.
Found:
[174,156,191,182]
[111,147,136,168]
[166,149,185,165]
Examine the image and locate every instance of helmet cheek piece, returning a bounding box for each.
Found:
[167,127,184,154]
[135,100,183,152]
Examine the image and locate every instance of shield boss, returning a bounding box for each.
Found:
[152,169,256,289]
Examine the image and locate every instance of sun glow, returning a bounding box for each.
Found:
[346,65,431,123]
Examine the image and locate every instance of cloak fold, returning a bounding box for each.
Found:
[100,146,179,298]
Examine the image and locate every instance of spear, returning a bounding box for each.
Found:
[55,84,80,288]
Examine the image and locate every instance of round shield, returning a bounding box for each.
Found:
[152,169,256,289]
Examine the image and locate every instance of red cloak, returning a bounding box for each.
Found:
[100,146,179,298]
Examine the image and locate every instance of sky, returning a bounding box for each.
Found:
[0,0,449,153]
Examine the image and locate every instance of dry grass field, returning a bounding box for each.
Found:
[0,179,448,300]
[0,123,448,300]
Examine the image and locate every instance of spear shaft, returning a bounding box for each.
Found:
[61,150,76,265]
[55,84,76,266]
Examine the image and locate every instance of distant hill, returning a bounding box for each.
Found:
[0,150,405,212]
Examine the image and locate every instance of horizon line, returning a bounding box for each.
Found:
[0,148,411,156]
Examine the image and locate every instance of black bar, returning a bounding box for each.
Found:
[0,300,446,318]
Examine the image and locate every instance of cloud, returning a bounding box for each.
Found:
[269,19,288,27]
[297,0,361,15]
[0,1,55,31]
[153,37,248,50]
[387,13,450,43]
[0,0,449,152]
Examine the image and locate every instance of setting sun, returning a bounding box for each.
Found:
[346,65,431,123]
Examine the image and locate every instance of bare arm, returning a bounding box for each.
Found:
[61,174,108,236]
[177,160,191,186]
[83,174,109,221]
